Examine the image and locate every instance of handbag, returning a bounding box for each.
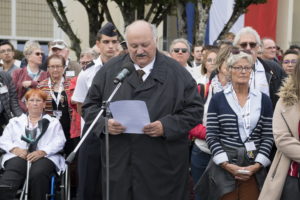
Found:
[281,175,300,200]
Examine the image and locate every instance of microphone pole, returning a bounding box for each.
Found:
[66,62,134,200]
[65,82,122,164]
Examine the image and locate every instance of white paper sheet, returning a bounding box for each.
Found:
[109,100,150,134]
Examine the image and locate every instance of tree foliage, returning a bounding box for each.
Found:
[46,0,177,59]
[216,0,267,41]
[46,0,268,59]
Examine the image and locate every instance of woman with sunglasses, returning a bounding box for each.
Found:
[37,54,74,155]
[0,89,65,200]
[12,40,48,112]
[196,51,273,200]
[259,58,300,200]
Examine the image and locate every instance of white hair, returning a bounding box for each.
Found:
[233,27,261,46]
[169,38,191,53]
[23,40,41,56]
[227,51,254,68]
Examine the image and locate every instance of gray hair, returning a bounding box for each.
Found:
[124,20,157,43]
[227,51,254,69]
[80,48,98,59]
[23,40,41,57]
[233,27,261,46]
[169,38,191,53]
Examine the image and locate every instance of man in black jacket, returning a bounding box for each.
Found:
[0,71,22,135]
[82,20,203,200]
[233,27,286,108]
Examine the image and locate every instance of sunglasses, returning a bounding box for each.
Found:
[34,52,43,56]
[173,48,188,53]
[239,42,257,49]
[283,59,297,64]
[231,47,252,55]
[79,61,92,66]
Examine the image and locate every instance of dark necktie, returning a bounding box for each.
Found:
[136,69,145,82]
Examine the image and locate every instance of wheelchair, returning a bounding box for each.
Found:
[0,148,70,200]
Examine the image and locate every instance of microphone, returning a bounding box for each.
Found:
[113,62,134,84]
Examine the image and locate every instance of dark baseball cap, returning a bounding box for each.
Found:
[98,22,118,37]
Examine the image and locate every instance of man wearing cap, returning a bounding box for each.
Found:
[73,22,119,200]
[49,39,81,78]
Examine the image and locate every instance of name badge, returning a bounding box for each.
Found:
[66,70,75,77]
[245,141,256,151]
[0,85,8,94]
[53,110,62,120]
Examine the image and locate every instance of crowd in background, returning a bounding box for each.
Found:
[0,21,300,200]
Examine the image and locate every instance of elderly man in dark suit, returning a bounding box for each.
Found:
[82,20,203,200]
[0,71,22,135]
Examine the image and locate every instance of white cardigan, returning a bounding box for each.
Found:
[0,114,66,173]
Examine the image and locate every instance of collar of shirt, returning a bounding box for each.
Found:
[223,85,260,96]
[65,59,70,68]
[94,56,103,67]
[224,86,261,142]
[134,57,155,81]
[255,59,265,72]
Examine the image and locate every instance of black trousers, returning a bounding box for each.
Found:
[77,135,102,200]
[0,156,56,200]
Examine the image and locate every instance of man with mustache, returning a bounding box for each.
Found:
[82,20,203,200]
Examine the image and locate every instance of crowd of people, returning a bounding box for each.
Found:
[0,19,299,200]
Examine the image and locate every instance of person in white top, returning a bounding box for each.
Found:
[0,89,65,200]
[192,45,203,68]
[72,23,119,115]
[73,22,119,200]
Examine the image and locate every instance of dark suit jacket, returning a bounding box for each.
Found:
[258,57,286,108]
[82,51,203,200]
[0,71,22,123]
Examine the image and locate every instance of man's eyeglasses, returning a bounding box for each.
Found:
[283,59,297,64]
[0,49,13,54]
[80,61,92,66]
[173,48,188,53]
[239,42,257,49]
[265,46,277,50]
[231,65,253,72]
[34,52,43,56]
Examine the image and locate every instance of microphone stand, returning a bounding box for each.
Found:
[66,82,123,200]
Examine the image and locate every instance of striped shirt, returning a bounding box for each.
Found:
[37,77,72,117]
[206,91,274,167]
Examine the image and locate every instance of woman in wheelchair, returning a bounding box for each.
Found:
[0,88,66,200]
